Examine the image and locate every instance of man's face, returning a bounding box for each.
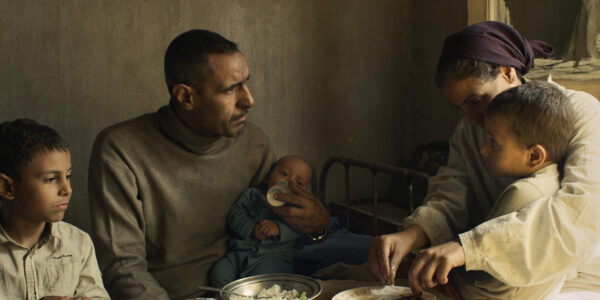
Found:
[441,74,519,127]
[266,156,312,191]
[10,150,72,224]
[188,51,254,137]
[480,115,531,178]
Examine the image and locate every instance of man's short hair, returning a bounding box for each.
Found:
[486,81,575,163]
[164,29,239,96]
[0,119,69,179]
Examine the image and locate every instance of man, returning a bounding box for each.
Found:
[88,29,329,300]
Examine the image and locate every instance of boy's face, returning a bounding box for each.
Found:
[480,115,532,178]
[8,150,72,223]
[266,156,312,191]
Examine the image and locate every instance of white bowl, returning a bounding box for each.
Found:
[332,285,437,300]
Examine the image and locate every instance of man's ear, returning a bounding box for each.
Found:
[528,144,548,168]
[499,66,520,85]
[0,173,15,201]
[171,84,196,111]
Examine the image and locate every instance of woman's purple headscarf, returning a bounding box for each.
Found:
[439,21,554,75]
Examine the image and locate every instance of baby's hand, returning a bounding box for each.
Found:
[258,219,280,237]
[253,224,268,240]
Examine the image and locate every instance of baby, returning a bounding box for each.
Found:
[210,155,312,288]
[0,119,109,300]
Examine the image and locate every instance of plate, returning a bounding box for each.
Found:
[221,273,322,299]
[332,285,437,300]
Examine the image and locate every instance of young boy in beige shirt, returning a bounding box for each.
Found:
[0,119,109,300]
[456,81,578,299]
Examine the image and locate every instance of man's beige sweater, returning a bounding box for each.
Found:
[88,105,275,300]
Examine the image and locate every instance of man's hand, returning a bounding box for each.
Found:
[408,240,465,296]
[272,181,329,234]
[368,225,428,283]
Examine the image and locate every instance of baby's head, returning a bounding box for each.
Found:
[266,155,312,191]
[481,81,575,178]
[0,119,72,223]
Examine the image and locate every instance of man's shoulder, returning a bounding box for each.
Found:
[95,112,157,142]
[91,112,164,157]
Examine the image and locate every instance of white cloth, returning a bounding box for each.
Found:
[457,164,566,299]
[404,78,600,298]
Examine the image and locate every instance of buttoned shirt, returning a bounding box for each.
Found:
[0,221,109,300]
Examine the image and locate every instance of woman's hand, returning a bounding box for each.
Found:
[408,240,465,295]
[272,181,329,234]
[368,225,429,283]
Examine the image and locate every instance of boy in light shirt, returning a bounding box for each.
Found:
[456,81,576,299]
[0,119,109,300]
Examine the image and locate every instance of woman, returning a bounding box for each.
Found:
[368,21,600,299]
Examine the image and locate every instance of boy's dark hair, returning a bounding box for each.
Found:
[486,81,575,163]
[434,57,525,88]
[0,119,69,179]
[164,29,239,97]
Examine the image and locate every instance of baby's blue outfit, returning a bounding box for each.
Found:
[209,187,302,288]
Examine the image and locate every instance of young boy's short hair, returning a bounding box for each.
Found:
[0,119,69,179]
[486,81,575,163]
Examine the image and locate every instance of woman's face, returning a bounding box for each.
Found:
[440,68,521,127]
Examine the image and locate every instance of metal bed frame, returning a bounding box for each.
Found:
[319,156,429,235]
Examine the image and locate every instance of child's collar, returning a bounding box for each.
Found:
[0,219,56,250]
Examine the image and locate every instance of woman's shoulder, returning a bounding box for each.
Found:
[541,77,600,111]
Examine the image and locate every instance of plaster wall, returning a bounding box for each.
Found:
[506,0,580,57]
[0,0,465,232]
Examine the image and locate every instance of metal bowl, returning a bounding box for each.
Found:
[221,273,322,299]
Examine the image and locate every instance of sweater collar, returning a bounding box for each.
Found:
[156,105,228,155]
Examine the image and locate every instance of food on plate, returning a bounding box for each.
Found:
[339,296,422,300]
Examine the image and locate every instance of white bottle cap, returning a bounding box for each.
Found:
[266,181,290,207]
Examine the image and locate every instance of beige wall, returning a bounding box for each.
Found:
[0,0,465,232]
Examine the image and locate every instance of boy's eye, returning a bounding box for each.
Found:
[296,180,304,187]
[44,177,56,183]
[281,171,289,177]
[67,174,74,181]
